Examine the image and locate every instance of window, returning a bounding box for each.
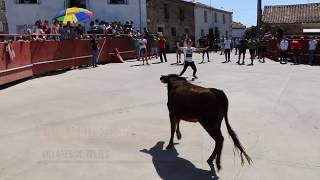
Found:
[204,11,207,23]
[171,27,177,37]
[185,28,189,35]
[69,0,86,8]
[223,14,226,24]
[158,27,163,33]
[179,7,184,21]
[109,0,128,4]
[16,0,39,4]
[201,29,204,37]
[209,28,214,36]
[226,31,228,38]
[214,12,217,23]
[164,4,169,19]
[0,22,3,32]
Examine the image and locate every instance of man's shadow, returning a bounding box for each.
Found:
[140,141,219,180]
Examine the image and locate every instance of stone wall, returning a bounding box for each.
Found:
[0,0,8,33]
[147,0,195,50]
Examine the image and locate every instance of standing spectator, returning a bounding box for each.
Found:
[257,38,267,63]
[176,40,182,64]
[237,37,248,65]
[308,36,318,65]
[230,39,234,52]
[131,35,140,61]
[146,36,153,60]
[223,37,232,63]
[158,36,167,63]
[139,34,148,65]
[220,38,225,55]
[90,33,99,68]
[151,35,158,59]
[235,38,240,55]
[178,39,208,79]
[143,27,149,37]
[279,37,289,64]
[182,34,189,62]
[291,38,302,65]
[201,36,210,63]
[248,37,257,65]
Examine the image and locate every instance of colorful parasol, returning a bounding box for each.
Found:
[53,7,94,24]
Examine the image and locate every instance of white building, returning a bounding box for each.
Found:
[4,0,147,34]
[194,2,232,46]
[231,21,246,39]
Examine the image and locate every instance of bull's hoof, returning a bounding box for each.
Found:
[207,159,214,167]
[216,164,221,171]
[176,132,182,140]
[166,144,173,150]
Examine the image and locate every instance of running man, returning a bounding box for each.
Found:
[179,39,208,79]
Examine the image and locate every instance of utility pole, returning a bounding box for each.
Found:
[257,0,262,38]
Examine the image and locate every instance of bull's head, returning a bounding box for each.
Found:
[160,74,186,84]
[160,75,170,84]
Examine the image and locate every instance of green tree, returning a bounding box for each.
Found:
[244,26,257,39]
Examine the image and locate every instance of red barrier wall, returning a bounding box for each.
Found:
[0,37,135,86]
[31,40,92,75]
[266,39,320,62]
[98,37,135,63]
[0,42,32,85]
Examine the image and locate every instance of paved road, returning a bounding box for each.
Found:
[0,52,319,180]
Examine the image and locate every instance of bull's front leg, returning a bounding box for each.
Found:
[166,115,177,150]
[176,120,182,140]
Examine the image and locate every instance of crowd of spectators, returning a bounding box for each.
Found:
[88,20,137,36]
[0,19,138,42]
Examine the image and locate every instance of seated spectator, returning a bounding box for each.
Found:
[42,20,51,34]
[21,24,32,35]
[33,20,45,40]
[20,24,32,41]
[50,20,60,39]
[75,24,84,39]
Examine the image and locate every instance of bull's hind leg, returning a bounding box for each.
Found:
[176,120,182,140]
[166,115,178,150]
[200,118,224,171]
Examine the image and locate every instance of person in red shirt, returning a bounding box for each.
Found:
[158,36,167,63]
[291,38,302,65]
[42,20,51,35]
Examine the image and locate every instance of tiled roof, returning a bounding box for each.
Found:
[232,22,246,29]
[262,3,320,24]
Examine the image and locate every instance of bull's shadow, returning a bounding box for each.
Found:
[140,141,219,180]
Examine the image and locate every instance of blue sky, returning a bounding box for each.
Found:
[198,0,319,27]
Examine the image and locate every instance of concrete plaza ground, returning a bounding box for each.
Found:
[0,52,319,180]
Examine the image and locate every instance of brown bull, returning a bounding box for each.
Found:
[160,74,252,170]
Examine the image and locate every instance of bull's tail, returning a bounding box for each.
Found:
[221,91,252,166]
